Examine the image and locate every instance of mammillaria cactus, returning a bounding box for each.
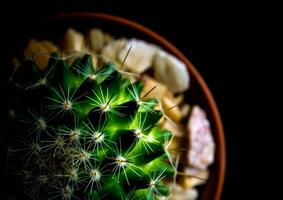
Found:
[1,53,174,200]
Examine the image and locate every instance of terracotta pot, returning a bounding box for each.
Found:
[47,12,226,200]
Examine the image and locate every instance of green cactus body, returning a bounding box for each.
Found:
[3,54,174,200]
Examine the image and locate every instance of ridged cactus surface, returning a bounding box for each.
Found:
[2,54,174,200]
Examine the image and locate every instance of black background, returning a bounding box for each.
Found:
[0,1,278,199]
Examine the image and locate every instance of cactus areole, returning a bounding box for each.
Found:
[2,54,174,200]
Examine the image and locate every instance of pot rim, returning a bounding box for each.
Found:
[49,12,226,200]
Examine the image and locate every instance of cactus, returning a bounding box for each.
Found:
[2,53,174,200]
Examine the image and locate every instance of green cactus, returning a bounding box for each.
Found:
[2,53,174,200]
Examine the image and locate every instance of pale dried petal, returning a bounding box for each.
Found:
[89,28,105,52]
[101,39,127,62]
[173,94,184,105]
[91,54,98,68]
[140,75,168,100]
[164,184,198,200]
[154,50,190,93]
[180,168,209,188]
[181,104,191,118]
[41,41,58,53]
[161,96,182,123]
[63,28,85,55]
[118,39,159,73]
[161,119,186,138]
[24,39,58,70]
